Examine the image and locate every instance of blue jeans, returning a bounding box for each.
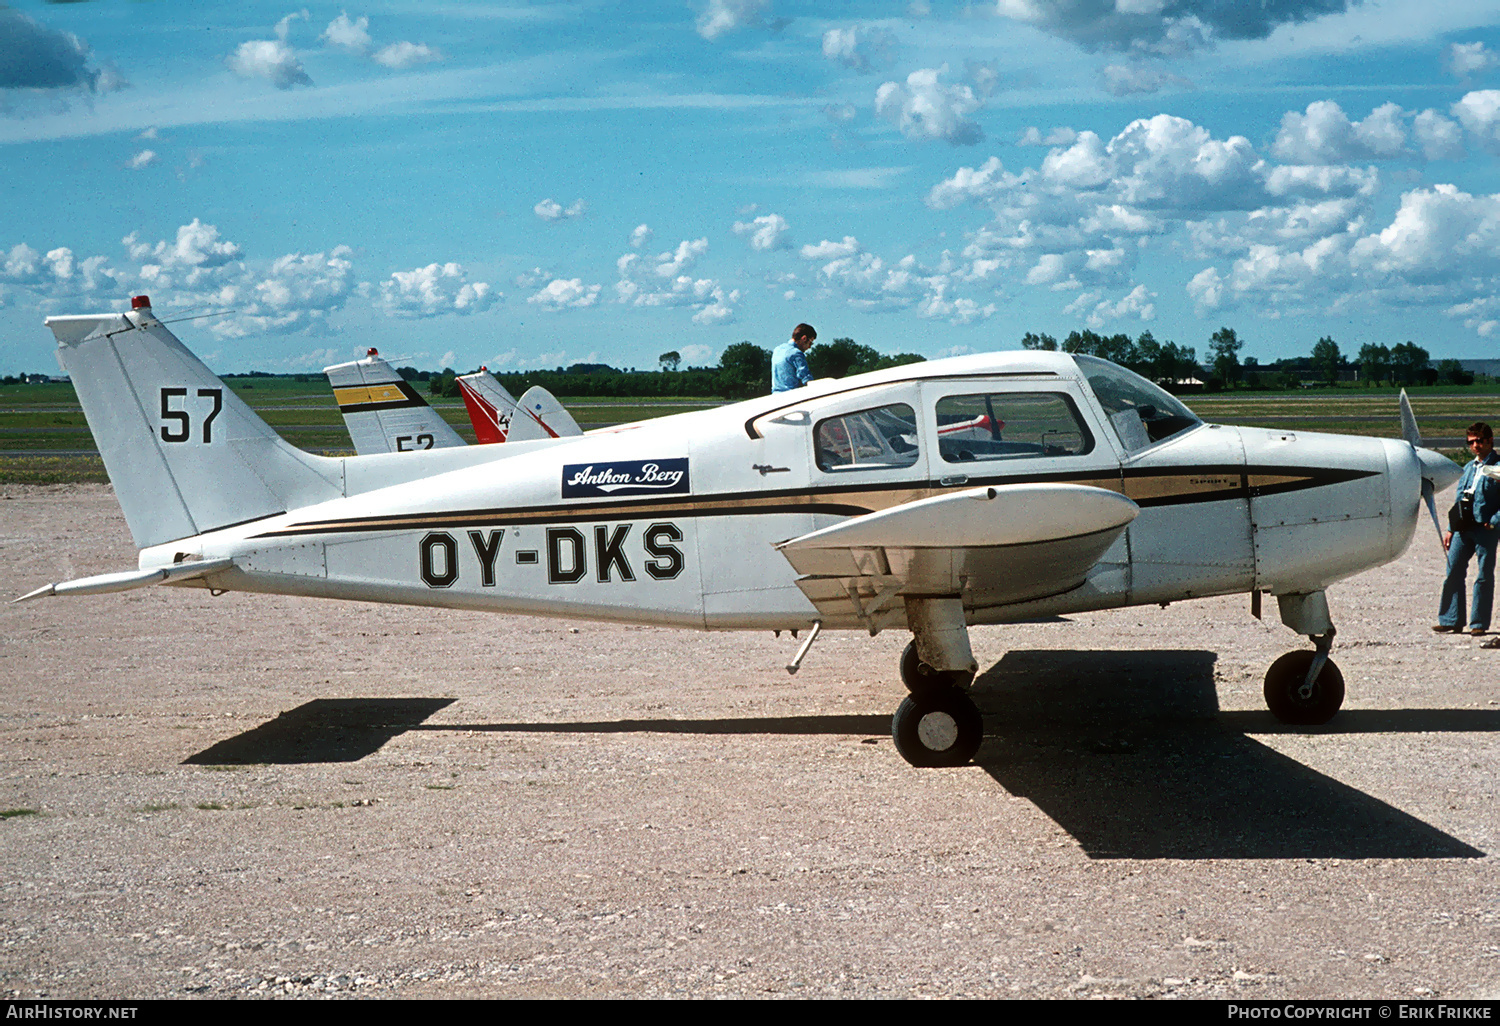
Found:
[1439,527,1499,630]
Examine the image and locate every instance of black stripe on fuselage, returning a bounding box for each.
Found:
[249,464,1379,539]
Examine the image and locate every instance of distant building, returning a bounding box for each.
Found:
[1457,359,1500,378]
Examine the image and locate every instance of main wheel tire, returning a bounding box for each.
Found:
[1263,651,1345,725]
[891,685,983,767]
[899,640,973,694]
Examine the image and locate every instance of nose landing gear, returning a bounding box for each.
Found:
[1264,592,1345,725]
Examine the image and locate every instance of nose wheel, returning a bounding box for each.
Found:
[1263,646,1344,725]
[891,685,983,767]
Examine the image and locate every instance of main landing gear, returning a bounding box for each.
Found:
[891,598,984,767]
[1263,592,1345,726]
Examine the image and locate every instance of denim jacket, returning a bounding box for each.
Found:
[1459,450,1500,530]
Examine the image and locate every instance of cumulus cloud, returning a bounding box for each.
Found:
[125,219,242,269]
[629,224,653,249]
[274,10,309,43]
[1414,109,1464,161]
[874,66,983,145]
[227,39,312,89]
[732,213,790,251]
[1100,62,1193,96]
[1018,126,1077,147]
[319,12,440,69]
[1445,42,1498,79]
[1452,90,1500,153]
[533,198,587,222]
[696,0,770,40]
[800,236,861,261]
[127,150,158,170]
[613,246,738,323]
[0,8,118,94]
[926,156,1012,208]
[322,12,372,53]
[379,262,496,318]
[994,0,1355,57]
[1272,101,1407,164]
[822,26,897,73]
[528,278,601,309]
[373,41,442,69]
[0,9,90,90]
[0,221,381,338]
[1074,284,1155,328]
[654,238,708,276]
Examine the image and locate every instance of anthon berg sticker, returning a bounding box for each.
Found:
[562,459,689,498]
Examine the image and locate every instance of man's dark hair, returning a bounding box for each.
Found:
[792,323,817,342]
[1468,422,1493,443]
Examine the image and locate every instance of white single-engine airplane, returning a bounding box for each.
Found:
[19,296,1461,767]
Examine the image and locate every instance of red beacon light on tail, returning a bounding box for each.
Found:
[131,295,151,310]
[367,348,379,357]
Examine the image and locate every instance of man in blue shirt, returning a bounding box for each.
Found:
[771,323,816,393]
[1436,422,1500,636]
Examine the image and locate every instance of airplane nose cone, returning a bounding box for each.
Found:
[1417,446,1462,493]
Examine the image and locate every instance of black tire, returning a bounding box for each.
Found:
[899,640,973,694]
[1263,651,1345,725]
[891,686,983,768]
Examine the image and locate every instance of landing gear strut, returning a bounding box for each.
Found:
[1264,592,1345,725]
[899,640,973,693]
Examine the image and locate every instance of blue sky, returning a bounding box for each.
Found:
[2,0,1499,376]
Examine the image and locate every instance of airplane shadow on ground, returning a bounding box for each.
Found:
[970,650,1485,860]
[184,649,1489,860]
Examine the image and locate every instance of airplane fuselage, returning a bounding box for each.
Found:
[140,354,1421,633]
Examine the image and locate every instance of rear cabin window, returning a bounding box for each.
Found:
[815,403,921,472]
[935,392,1093,464]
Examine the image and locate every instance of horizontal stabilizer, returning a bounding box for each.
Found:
[14,557,233,603]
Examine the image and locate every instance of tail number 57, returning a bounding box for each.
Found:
[160,387,223,443]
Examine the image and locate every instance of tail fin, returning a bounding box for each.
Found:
[325,349,466,455]
[517,385,584,438]
[455,367,551,443]
[48,296,342,549]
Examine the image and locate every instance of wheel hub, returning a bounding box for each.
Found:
[916,711,959,751]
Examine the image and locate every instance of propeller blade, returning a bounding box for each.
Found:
[1423,478,1445,552]
[1399,389,1422,448]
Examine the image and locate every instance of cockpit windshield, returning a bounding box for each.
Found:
[1073,354,1201,453]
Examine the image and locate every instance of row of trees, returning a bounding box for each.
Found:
[1021,329,1203,388]
[1022,328,1479,390]
[405,337,927,401]
[381,327,1482,400]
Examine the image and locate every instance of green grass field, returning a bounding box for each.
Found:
[1,377,1489,484]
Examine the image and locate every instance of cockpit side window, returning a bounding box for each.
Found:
[936,392,1093,464]
[1073,354,1201,453]
[815,403,920,472]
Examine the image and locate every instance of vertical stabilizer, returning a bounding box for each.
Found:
[517,385,584,438]
[325,349,466,455]
[456,367,551,443]
[48,297,343,549]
